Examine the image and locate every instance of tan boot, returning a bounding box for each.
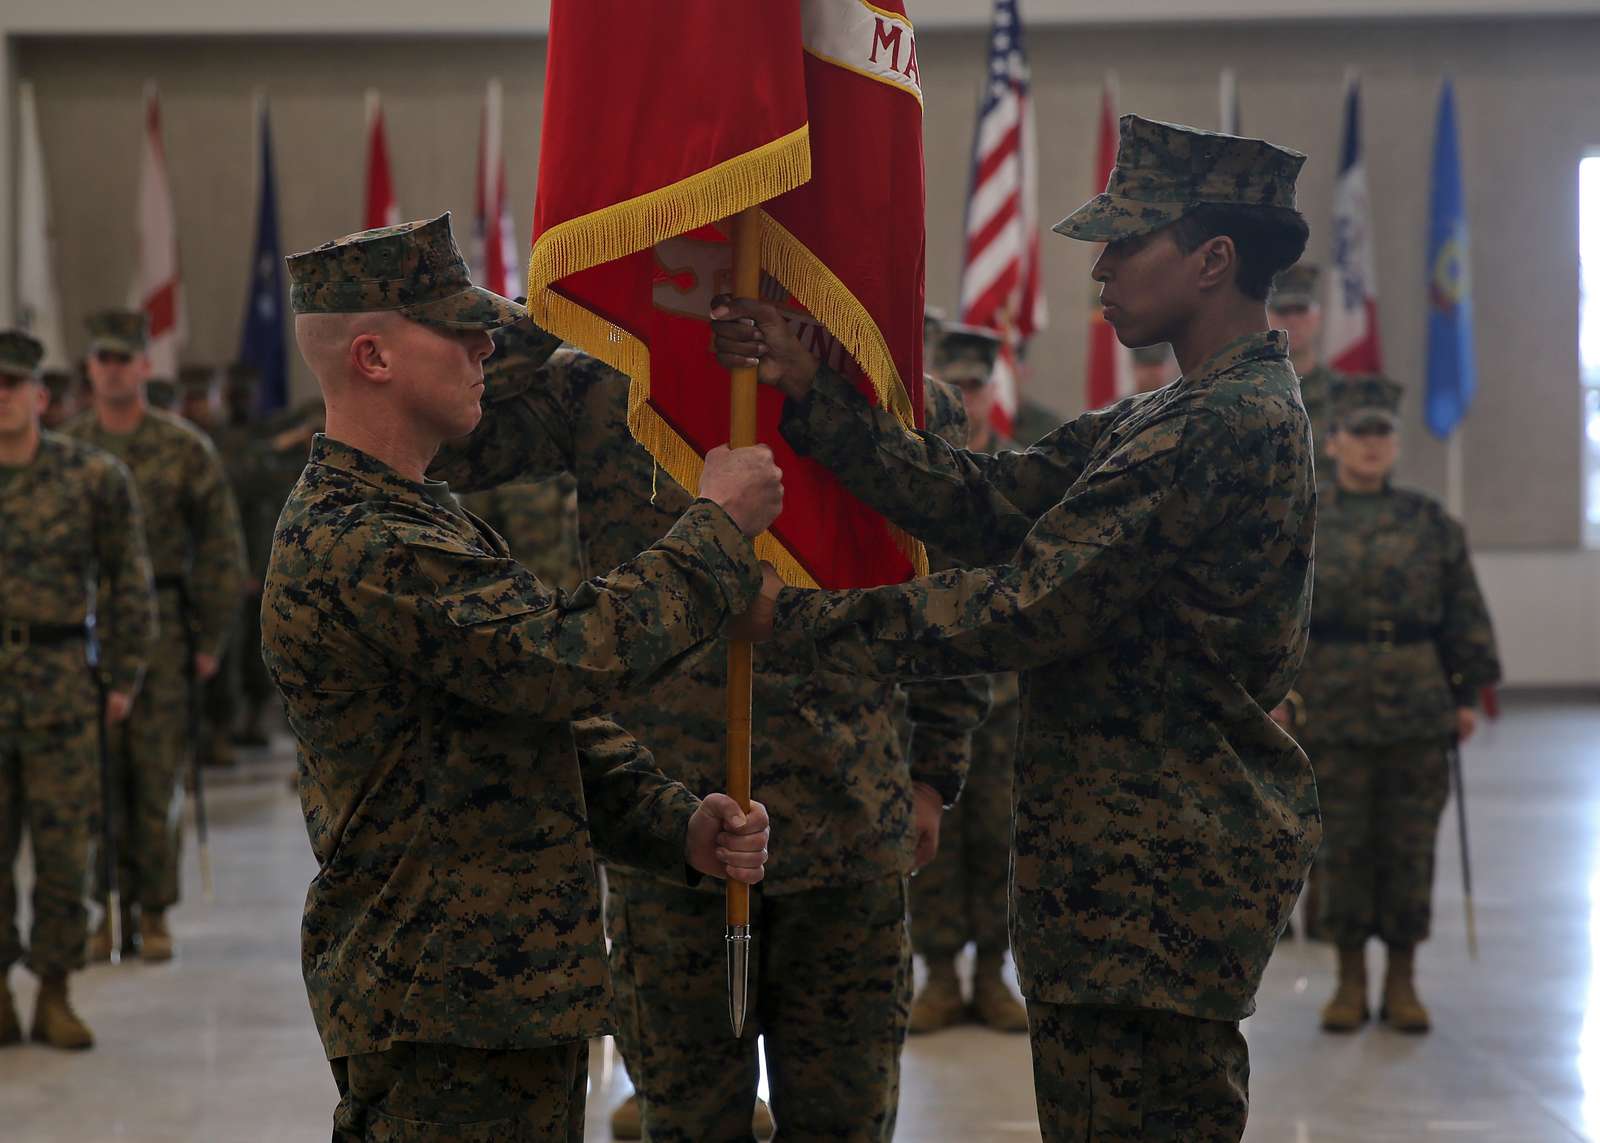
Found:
[1380,944,1431,1033]
[609,1093,641,1140]
[31,974,94,1050]
[0,973,20,1046]
[908,957,965,1034]
[971,951,1029,1033]
[140,911,175,962]
[1320,944,1369,1032]
[753,1096,775,1139]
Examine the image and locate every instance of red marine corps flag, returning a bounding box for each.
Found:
[528,0,927,591]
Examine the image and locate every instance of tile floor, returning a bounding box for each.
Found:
[2,697,1596,1141]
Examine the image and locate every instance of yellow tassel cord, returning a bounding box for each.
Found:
[757,210,928,577]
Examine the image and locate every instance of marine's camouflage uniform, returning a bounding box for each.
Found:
[430,351,989,1143]
[62,407,245,914]
[0,426,155,976]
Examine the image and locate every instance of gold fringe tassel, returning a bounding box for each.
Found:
[524,121,923,583]
[757,211,928,576]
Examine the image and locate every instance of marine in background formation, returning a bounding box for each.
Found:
[1268,261,1342,449]
[64,311,246,963]
[906,323,1028,1037]
[1296,376,1501,1035]
[0,329,156,1050]
[430,332,989,1143]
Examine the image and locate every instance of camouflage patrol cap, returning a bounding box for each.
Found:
[286,212,524,330]
[179,364,221,395]
[1054,116,1306,243]
[145,376,178,410]
[923,305,947,338]
[933,323,1002,385]
[486,316,562,382]
[87,309,150,356]
[0,330,45,379]
[1329,375,1403,430]
[1269,263,1321,310]
[41,369,76,400]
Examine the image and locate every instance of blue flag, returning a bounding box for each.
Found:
[239,98,288,415]
[1425,80,1473,438]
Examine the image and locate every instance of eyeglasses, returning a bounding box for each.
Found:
[1344,423,1396,439]
[0,373,36,392]
[94,350,134,366]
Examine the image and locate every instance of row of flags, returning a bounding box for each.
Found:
[14,82,520,416]
[947,4,1473,444]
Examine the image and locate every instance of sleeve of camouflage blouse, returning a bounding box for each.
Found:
[774,410,1235,679]
[902,672,990,807]
[187,439,248,658]
[361,501,763,719]
[428,365,576,492]
[779,364,1116,567]
[96,458,157,697]
[573,714,701,875]
[1435,516,1502,706]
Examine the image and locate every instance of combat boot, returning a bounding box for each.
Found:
[609,1093,641,1140]
[0,973,20,1046]
[88,908,138,962]
[31,974,93,1050]
[140,910,175,962]
[1319,944,1369,1032]
[971,951,1029,1033]
[908,957,965,1034]
[1380,944,1431,1033]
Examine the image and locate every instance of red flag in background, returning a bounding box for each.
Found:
[473,79,519,300]
[1084,76,1133,410]
[132,83,186,380]
[363,90,400,230]
[529,0,926,590]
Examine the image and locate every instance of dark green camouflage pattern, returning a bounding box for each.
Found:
[428,351,990,894]
[286,213,524,330]
[261,434,760,1057]
[772,329,1320,1022]
[1327,373,1403,428]
[1268,262,1320,310]
[932,324,1001,385]
[1026,1002,1248,1142]
[1296,486,1500,748]
[607,870,910,1143]
[459,475,585,593]
[63,408,245,911]
[86,309,149,356]
[0,430,155,972]
[0,719,100,976]
[1314,740,1452,947]
[1053,115,1306,243]
[0,330,44,377]
[0,432,155,719]
[1296,363,1341,454]
[331,1040,588,1142]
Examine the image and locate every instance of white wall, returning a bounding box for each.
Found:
[1477,553,1600,688]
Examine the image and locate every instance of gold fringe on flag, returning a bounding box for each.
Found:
[525,119,925,584]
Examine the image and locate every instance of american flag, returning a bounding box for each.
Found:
[958,0,1047,437]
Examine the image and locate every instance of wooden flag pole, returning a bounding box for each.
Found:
[724,206,762,1037]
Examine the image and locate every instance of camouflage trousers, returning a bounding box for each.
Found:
[910,701,1017,959]
[1313,739,1450,947]
[330,1040,588,1142]
[607,870,912,1142]
[0,718,97,976]
[97,642,188,913]
[1026,1003,1248,1142]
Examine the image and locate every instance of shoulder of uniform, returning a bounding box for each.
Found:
[147,407,214,447]
[57,410,94,437]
